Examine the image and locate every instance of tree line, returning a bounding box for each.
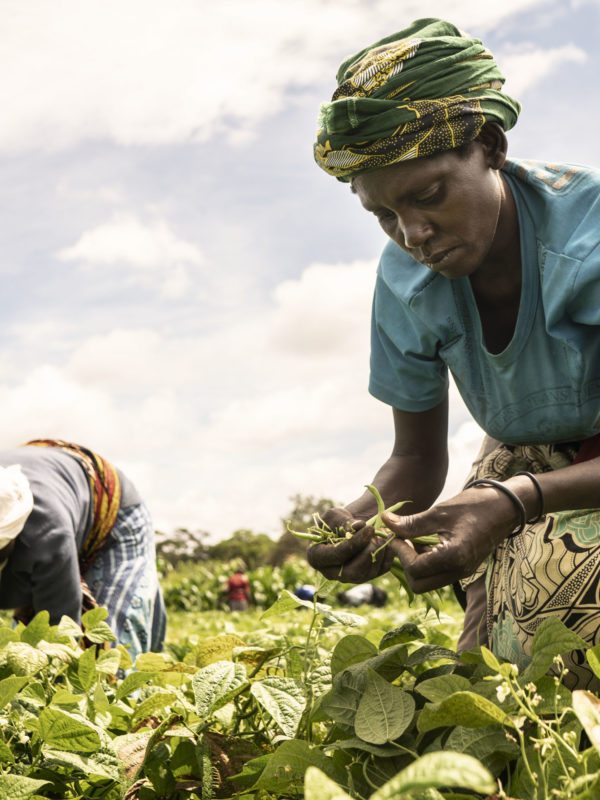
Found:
[155,494,338,570]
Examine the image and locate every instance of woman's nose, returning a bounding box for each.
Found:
[402,215,433,249]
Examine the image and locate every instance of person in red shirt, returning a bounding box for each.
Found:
[226,566,251,611]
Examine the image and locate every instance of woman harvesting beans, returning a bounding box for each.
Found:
[306,17,600,690]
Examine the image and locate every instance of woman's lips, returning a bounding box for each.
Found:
[422,247,456,269]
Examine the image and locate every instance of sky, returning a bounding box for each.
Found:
[1,0,599,541]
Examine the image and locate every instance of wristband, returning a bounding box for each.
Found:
[464,477,526,537]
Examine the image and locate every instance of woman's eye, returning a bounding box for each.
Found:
[376,211,395,225]
[415,186,443,205]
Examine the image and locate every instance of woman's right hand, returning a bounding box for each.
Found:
[306,507,396,582]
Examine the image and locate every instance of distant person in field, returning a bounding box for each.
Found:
[337,584,387,608]
[226,565,252,611]
[0,439,166,660]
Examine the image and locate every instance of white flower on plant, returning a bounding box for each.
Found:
[512,715,526,729]
[531,693,543,706]
[496,682,510,703]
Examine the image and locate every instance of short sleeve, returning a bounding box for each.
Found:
[567,241,600,326]
[368,265,449,411]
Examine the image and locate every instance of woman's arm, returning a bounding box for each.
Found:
[385,452,600,593]
[306,398,449,582]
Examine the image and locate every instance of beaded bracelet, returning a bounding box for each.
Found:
[513,470,545,523]
[464,477,526,537]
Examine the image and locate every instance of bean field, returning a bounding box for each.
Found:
[1,558,600,799]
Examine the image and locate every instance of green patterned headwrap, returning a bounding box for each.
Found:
[314,18,521,182]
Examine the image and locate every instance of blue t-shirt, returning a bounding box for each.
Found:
[369,158,600,444]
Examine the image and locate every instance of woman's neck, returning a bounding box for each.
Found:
[470,172,521,302]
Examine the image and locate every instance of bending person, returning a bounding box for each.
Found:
[0,439,166,661]
[308,17,600,689]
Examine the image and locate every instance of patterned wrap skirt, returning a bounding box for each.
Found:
[462,440,600,690]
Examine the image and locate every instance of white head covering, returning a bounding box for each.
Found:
[0,464,34,551]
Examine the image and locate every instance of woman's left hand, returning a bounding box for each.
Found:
[383,484,523,593]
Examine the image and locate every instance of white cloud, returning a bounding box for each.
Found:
[0,0,552,151]
[499,43,588,97]
[57,213,203,299]
[0,257,480,539]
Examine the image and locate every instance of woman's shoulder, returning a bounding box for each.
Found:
[504,158,600,261]
[504,158,600,198]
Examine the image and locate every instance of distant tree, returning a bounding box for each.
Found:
[269,494,340,566]
[155,527,211,567]
[207,529,274,571]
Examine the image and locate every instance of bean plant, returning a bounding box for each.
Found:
[1,575,600,799]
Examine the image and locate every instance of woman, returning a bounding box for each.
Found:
[0,439,166,661]
[308,18,600,688]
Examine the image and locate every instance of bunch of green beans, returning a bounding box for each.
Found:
[289,485,439,600]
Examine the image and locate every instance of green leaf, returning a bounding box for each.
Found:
[261,590,365,627]
[193,660,248,717]
[0,775,51,799]
[369,751,496,798]
[132,691,178,725]
[324,737,407,757]
[251,677,306,738]
[480,646,507,676]
[573,690,600,754]
[57,615,83,638]
[135,651,175,670]
[0,741,14,763]
[81,607,108,627]
[78,644,97,691]
[4,642,49,676]
[522,617,588,682]
[404,644,457,668]
[317,604,365,627]
[261,590,307,619]
[51,689,86,706]
[0,675,29,709]
[330,635,378,675]
[38,707,101,753]
[255,739,343,792]
[415,674,472,703]
[586,645,600,679]
[379,623,425,650]
[186,634,246,668]
[319,670,365,727]
[116,671,156,700]
[418,691,513,733]
[354,668,415,744]
[314,576,341,598]
[95,649,122,675]
[37,640,78,664]
[82,620,117,644]
[305,766,353,800]
[42,746,120,781]
[20,611,50,646]
[446,725,519,775]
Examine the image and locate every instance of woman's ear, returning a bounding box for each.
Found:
[475,122,508,170]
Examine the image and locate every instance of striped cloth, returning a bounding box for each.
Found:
[83,502,166,661]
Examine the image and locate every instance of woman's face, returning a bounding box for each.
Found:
[352,144,506,279]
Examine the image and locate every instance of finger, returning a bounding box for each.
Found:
[382,511,437,540]
[320,508,354,532]
[393,539,462,589]
[337,544,391,583]
[306,527,375,569]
